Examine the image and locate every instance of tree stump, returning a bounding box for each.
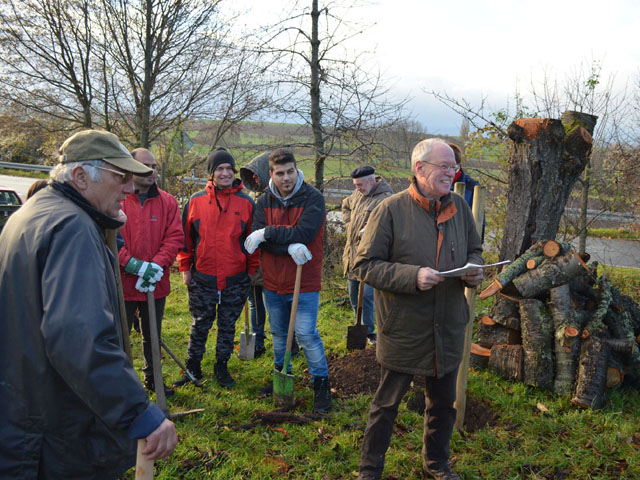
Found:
[499,111,597,263]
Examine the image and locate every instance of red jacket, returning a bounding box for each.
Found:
[177,179,259,290]
[119,183,184,301]
[253,180,325,294]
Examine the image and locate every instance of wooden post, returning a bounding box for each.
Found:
[454,185,486,431]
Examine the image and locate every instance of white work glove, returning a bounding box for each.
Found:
[287,243,312,265]
[124,257,164,282]
[244,228,266,254]
[135,276,156,293]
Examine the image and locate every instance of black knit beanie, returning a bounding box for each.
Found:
[207,148,236,174]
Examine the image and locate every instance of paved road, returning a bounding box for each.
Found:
[570,237,640,270]
[0,174,39,202]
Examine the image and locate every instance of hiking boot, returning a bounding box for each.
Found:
[144,378,175,398]
[313,376,331,413]
[173,362,202,388]
[367,334,377,345]
[214,362,234,388]
[254,345,267,358]
[423,464,461,480]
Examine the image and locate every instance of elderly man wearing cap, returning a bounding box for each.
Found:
[0,130,177,478]
[341,165,392,344]
[175,148,259,389]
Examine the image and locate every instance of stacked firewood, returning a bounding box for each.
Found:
[471,240,640,409]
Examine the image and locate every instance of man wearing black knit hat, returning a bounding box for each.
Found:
[342,165,392,344]
[175,148,259,388]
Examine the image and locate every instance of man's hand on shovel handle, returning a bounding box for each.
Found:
[142,418,178,460]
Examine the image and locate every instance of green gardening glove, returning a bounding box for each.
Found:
[124,257,164,282]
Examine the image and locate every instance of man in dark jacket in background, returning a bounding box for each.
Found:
[239,152,271,358]
[0,130,177,479]
[175,148,259,389]
[244,148,331,413]
[119,148,184,397]
[354,139,483,480]
[341,165,393,344]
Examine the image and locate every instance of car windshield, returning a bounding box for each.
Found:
[0,191,21,206]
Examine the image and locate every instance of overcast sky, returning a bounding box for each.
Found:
[237,0,640,135]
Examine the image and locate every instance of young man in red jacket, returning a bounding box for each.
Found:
[119,148,184,397]
[244,148,331,413]
[175,148,259,388]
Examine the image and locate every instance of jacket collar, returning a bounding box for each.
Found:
[207,178,243,198]
[51,181,124,230]
[408,178,457,225]
[134,181,160,198]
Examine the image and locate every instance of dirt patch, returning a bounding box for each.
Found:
[328,347,500,433]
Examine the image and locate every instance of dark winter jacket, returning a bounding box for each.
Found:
[341,177,393,278]
[119,183,184,301]
[354,179,483,378]
[253,173,325,294]
[0,183,165,479]
[177,179,259,290]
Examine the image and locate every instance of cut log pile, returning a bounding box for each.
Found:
[472,240,640,409]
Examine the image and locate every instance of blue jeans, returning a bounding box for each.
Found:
[263,289,329,378]
[248,285,267,349]
[348,279,376,336]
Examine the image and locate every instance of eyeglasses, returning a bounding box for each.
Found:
[95,165,133,184]
[421,161,461,174]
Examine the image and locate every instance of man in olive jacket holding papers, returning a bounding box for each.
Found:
[354,138,483,480]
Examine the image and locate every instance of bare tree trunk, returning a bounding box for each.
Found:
[310,0,325,190]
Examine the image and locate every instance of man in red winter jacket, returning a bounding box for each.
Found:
[119,148,184,397]
[175,148,259,389]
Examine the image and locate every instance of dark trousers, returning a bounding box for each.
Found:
[248,284,267,349]
[359,366,458,479]
[125,297,166,381]
[185,277,249,371]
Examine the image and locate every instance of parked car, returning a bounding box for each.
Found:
[0,188,23,234]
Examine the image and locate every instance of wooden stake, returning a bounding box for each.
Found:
[454,185,485,432]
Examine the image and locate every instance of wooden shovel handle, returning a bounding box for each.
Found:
[135,439,154,479]
[244,299,250,333]
[285,265,303,355]
[355,281,365,327]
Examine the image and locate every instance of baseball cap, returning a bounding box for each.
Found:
[58,130,152,175]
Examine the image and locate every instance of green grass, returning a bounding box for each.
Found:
[123,271,640,479]
[0,167,48,178]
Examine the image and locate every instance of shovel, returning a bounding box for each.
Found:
[238,300,255,360]
[346,281,368,350]
[273,264,303,408]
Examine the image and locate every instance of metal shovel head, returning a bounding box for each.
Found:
[238,330,256,360]
[273,367,295,408]
[346,324,368,350]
